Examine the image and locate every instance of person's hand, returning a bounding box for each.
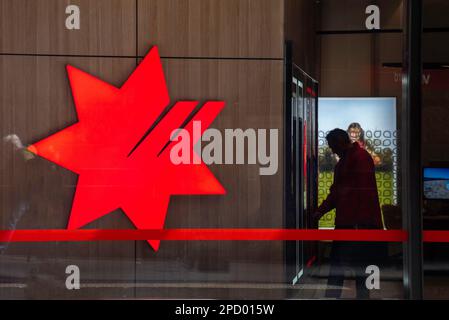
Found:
[22,149,35,161]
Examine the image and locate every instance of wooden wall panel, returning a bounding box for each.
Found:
[137,0,284,59]
[284,0,319,78]
[318,0,405,98]
[0,55,137,299]
[135,59,285,299]
[0,0,290,299]
[320,33,402,96]
[320,34,373,96]
[0,0,136,56]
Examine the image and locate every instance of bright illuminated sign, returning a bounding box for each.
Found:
[28,47,226,251]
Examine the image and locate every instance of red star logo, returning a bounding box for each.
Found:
[28,47,226,251]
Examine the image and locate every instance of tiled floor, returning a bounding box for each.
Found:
[2,253,449,299]
[287,261,404,299]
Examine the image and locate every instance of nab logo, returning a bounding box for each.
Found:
[28,47,226,251]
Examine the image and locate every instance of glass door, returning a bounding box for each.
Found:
[292,74,304,284]
[285,51,319,286]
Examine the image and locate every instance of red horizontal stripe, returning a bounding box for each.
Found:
[0,229,407,242]
[423,231,449,243]
[2,229,449,243]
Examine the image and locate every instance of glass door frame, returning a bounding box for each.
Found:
[284,41,319,286]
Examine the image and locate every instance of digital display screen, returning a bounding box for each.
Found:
[424,168,449,200]
[318,97,398,228]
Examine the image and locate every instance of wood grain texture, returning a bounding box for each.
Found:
[320,34,373,97]
[138,0,284,59]
[0,0,291,299]
[135,59,285,299]
[285,0,319,78]
[0,0,136,56]
[0,55,137,299]
[0,56,287,299]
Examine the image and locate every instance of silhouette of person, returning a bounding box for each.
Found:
[313,128,385,299]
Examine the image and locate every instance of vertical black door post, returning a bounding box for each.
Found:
[402,0,423,300]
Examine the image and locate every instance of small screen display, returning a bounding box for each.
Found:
[424,168,449,200]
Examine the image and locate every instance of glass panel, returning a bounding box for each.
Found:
[422,0,449,300]
[295,0,405,300]
[0,0,412,301]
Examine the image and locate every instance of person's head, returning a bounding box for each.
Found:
[347,122,364,143]
[326,128,352,158]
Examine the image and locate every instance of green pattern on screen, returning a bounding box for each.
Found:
[318,171,393,228]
